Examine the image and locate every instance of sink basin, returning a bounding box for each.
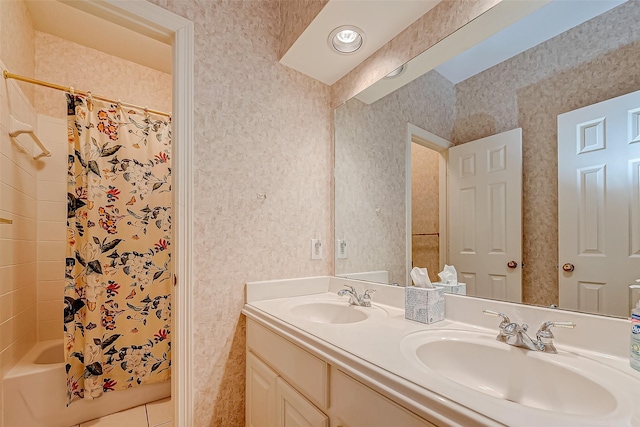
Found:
[400,329,619,417]
[285,300,387,324]
[290,302,371,324]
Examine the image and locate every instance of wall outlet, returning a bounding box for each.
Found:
[337,239,348,259]
[311,239,323,260]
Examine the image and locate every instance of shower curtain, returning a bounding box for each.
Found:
[64,94,172,404]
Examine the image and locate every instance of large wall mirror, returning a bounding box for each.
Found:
[334,0,640,318]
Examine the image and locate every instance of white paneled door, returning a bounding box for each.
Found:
[449,129,523,302]
[558,90,640,317]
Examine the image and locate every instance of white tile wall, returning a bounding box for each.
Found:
[0,66,38,379]
[35,114,67,341]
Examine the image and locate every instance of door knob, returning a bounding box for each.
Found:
[562,263,575,272]
[507,260,518,269]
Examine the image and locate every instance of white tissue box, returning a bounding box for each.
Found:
[405,286,445,324]
[432,282,466,295]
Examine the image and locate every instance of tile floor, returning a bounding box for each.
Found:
[70,397,172,427]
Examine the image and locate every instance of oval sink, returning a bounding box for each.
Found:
[401,330,619,417]
[290,302,371,324]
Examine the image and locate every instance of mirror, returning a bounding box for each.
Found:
[334,0,640,318]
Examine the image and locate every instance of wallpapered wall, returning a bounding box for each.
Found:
[451,1,640,305]
[34,32,172,118]
[335,70,454,284]
[0,0,35,103]
[149,1,333,425]
[278,0,329,59]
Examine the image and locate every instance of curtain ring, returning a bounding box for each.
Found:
[117,99,123,109]
[144,106,150,119]
[87,91,93,105]
[69,86,75,95]
[86,91,94,111]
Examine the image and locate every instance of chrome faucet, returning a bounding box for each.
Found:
[337,285,376,307]
[483,310,575,354]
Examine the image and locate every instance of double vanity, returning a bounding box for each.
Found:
[242,276,640,426]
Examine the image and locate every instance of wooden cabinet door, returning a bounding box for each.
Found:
[276,377,328,427]
[329,368,435,427]
[247,352,278,427]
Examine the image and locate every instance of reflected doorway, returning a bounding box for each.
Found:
[411,143,441,281]
[406,124,451,285]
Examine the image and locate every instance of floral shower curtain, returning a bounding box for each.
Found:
[64,94,172,404]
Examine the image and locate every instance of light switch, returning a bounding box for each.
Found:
[337,239,347,259]
[311,239,322,260]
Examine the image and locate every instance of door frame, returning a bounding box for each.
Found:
[406,123,451,285]
[66,1,195,423]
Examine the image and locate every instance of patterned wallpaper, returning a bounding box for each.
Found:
[147,1,333,425]
[335,70,454,285]
[279,0,329,59]
[0,0,35,103]
[34,32,172,119]
[451,1,640,306]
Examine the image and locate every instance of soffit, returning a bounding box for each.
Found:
[280,0,441,86]
[24,0,171,75]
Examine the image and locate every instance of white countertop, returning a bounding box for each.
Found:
[242,276,640,427]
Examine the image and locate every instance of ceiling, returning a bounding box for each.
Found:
[24,0,171,75]
[280,0,441,86]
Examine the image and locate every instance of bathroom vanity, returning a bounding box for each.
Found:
[242,276,640,427]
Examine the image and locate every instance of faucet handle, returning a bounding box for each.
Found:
[537,321,576,337]
[359,289,376,307]
[482,309,511,324]
[536,321,575,353]
[483,310,512,343]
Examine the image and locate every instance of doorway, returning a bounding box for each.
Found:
[406,124,450,285]
[4,1,194,424]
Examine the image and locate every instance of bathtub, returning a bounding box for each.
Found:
[3,339,171,427]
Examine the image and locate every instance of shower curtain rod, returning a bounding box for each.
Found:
[3,70,171,118]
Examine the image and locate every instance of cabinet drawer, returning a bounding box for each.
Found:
[329,368,436,427]
[247,319,328,408]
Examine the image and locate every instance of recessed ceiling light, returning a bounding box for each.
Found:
[384,64,406,79]
[329,25,365,54]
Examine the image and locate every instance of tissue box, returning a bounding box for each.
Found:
[405,286,445,324]
[433,282,466,295]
